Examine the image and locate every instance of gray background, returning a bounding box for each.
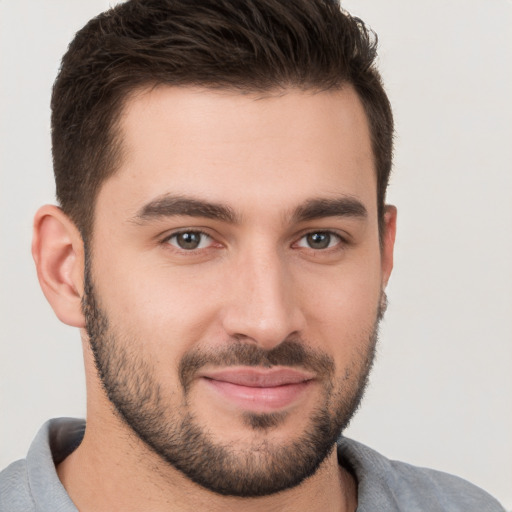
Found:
[1,0,511,508]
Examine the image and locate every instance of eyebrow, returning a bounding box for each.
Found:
[292,197,367,223]
[133,195,238,223]
[132,194,367,225]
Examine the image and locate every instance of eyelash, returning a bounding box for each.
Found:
[162,229,214,251]
[295,231,345,250]
[162,229,346,252]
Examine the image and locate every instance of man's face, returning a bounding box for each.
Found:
[83,86,394,496]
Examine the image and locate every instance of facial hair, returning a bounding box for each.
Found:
[82,260,383,497]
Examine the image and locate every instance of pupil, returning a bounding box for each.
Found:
[178,232,200,249]
[307,232,330,249]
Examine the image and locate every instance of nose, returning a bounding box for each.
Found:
[220,248,305,350]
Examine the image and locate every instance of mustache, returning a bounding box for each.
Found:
[179,339,335,392]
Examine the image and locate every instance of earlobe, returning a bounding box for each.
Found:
[32,205,86,327]
[381,205,397,288]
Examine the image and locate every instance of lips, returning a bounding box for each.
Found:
[198,367,315,412]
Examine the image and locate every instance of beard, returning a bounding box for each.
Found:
[82,260,383,497]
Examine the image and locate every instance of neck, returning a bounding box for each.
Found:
[57,416,357,512]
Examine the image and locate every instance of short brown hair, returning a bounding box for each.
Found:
[51,0,393,240]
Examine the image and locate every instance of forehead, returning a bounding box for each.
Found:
[98,85,376,222]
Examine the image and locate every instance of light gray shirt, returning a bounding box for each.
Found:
[0,418,506,511]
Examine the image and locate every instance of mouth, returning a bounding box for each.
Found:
[198,367,316,413]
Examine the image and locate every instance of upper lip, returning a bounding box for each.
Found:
[198,367,315,387]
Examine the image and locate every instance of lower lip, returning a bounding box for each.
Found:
[203,378,312,413]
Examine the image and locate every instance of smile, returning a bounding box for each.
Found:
[198,367,315,413]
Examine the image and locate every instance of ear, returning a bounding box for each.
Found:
[32,205,86,327]
[381,205,397,288]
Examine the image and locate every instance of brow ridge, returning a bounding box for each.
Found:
[134,194,238,223]
[133,194,367,225]
[292,196,367,223]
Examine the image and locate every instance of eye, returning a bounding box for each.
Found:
[296,231,342,250]
[166,231,213,250]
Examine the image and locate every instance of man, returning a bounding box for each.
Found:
[0,0,506,510]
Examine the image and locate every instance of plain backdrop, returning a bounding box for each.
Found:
[1,0,511,508]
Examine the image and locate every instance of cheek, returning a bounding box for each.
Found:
[91,227,383,368]
[296,253,383,354]
[93,256,227,353]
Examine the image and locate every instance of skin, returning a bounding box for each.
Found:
[32,85,396,512]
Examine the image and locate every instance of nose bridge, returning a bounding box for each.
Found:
[221,241,303,348]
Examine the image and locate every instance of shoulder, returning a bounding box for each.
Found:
[0,459,36,512]
[338,437,506,512]
[0,418,84,512]
[385,459,506,511]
